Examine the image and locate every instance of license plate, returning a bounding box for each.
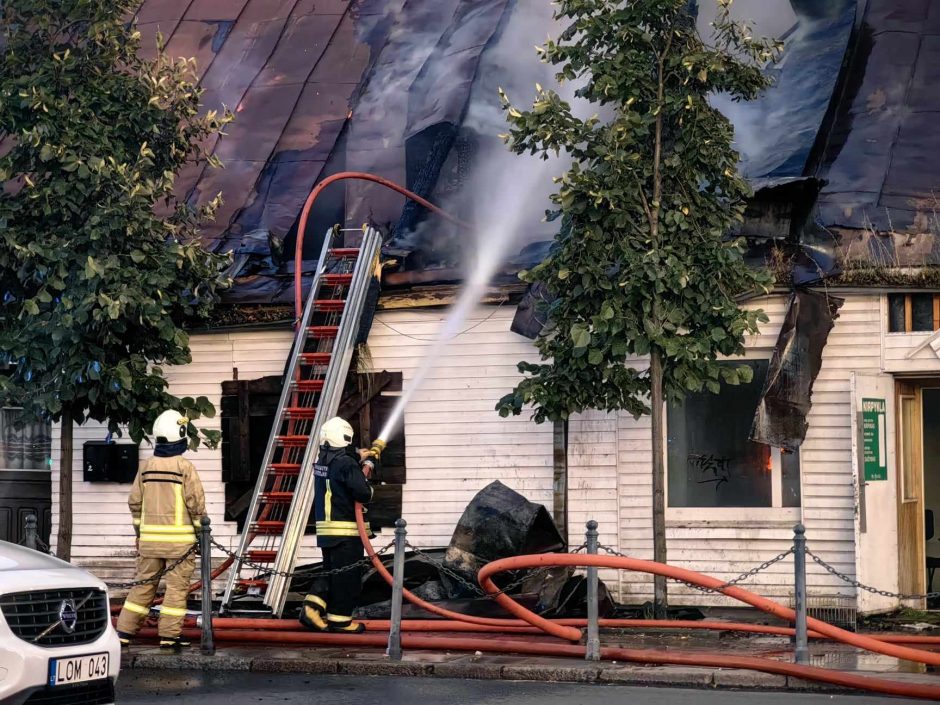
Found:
[48,652,109,687]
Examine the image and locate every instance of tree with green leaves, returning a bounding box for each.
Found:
[497,0,780,614]
[0,1,232,560]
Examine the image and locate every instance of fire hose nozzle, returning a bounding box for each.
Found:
[368,438,386,459]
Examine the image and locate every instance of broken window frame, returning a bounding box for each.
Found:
[664,357,802,522]
[887,293,940,334]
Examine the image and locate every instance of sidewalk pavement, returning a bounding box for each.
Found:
[120,631,940,694]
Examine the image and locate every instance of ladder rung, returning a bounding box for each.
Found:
[307,326,339,338]
[293,379,325,393]
[276,434,309,447]
[246,550,278,563]
[269,463,301,476]
[322,273,354,286]
[299,352,331,365]
[252,521,286,535]
[259,492,294,504]
[314,299,346,312]
[329,248,360,258]
[284,406,318,419]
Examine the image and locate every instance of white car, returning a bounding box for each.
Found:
[0,540,120,704]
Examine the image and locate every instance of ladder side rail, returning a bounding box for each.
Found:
[221,227,337,609]
[263,228,382,614]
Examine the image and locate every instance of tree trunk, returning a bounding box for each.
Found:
[56,408,73,562]
[650,349,667,618]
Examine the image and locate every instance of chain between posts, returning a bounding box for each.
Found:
[807,548,940,600]
[209,538,395,581]
[105,544,198,589]
[597,543,794,594]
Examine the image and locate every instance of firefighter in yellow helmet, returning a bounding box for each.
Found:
[300,416,376,634]
[115,410,206,651]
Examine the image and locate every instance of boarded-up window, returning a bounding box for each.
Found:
[221,372,405,533]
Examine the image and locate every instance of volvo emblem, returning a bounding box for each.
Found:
[58,601,78,634]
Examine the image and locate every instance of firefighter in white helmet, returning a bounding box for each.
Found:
[300,416,376,633]
[116,410,206,651]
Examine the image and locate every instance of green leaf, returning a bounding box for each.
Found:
[588,349,603,365]
[570,325,591,350]
[23,300,39,315]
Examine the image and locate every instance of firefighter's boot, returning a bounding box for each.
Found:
[299,595,328,631]
[159,636,191,652]
[327,616,365,634]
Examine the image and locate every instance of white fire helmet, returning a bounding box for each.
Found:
[153,410,189,443]
[320,416,353,449]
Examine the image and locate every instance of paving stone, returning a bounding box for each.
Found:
[713,669,787,689]
[337,659,430,676]
[600,666,714,687]
[787,676,854,692]
[502,663,601,683]
[133,651,252,671]
[431,658,504,680]
[251,657,339,674]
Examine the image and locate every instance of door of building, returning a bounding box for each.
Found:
[895,379,940,608]
[0,408,52,545]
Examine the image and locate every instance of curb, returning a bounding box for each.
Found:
[120,651,866,693]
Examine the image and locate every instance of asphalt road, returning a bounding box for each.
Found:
[117,670,922,704]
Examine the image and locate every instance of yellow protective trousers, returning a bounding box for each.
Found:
[116,553,195,639]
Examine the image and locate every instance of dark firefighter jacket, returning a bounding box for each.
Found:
[313,446,373,547]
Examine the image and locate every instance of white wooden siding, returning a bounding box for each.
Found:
[365,308,555,546]
[52,308,556,584]
[595,294,881,606]
[52,294,886,607]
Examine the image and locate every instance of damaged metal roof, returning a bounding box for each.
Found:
[147,0,940,305]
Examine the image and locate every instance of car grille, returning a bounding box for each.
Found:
[23,679,114,705]
[0,588,108,647]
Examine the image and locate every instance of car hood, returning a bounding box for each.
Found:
[0,541,106,594]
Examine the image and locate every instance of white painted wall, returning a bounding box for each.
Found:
[51,307,556,585]
[51,293,902,609]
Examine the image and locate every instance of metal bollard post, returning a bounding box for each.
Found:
[793,523,809,665]
[23,515,39,551]
[387,519,407,661]
[199,516,215,656]
[585,520,600,661]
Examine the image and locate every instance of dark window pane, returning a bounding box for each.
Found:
[667,361,773,508]
[782,449,801,507]
[911,294,934,332]
[888,294,906,332]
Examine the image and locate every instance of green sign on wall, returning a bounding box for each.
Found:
[862,398,888,481]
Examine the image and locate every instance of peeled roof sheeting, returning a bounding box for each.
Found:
[816,0,940,232]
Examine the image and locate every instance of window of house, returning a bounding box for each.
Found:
[220,371,406,533]
[0,408,51,472]
[888,293,940,333]
[667,360,801,509]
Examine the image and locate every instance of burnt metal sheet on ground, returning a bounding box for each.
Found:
[750,289,845,451]
[406,0,512,139]
[441,481,566,598]
[276,83,355,159]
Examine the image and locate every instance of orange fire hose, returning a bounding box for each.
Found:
[111,173,940,699]
[126,628,940,700]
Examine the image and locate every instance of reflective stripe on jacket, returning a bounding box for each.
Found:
[313,446,373,547]
[129,455,206,558]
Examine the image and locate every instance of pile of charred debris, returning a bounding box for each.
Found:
[286,481,693,622]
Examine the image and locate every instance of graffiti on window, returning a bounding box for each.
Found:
[688,453,731,490]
